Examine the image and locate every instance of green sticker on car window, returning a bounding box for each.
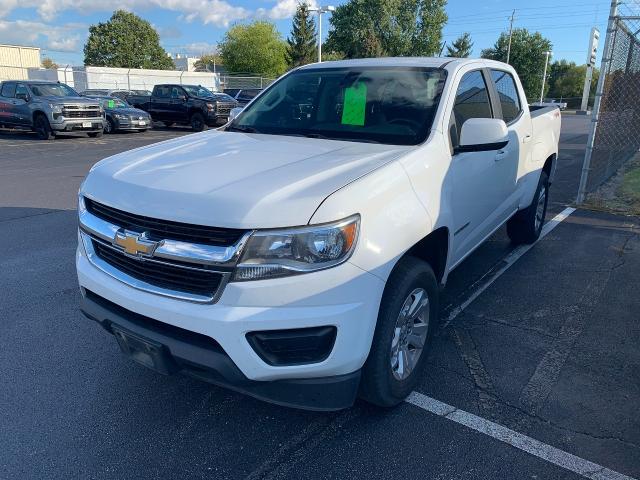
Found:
[341,82,367,126]
[108,100,115,108]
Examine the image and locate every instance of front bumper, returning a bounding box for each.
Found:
[51,117,104,132]
[114,117,151,131]
[80,290,361,410]
[76,242,385,408]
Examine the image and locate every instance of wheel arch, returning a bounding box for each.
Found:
[404,227,450,286]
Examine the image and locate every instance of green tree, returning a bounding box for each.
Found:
[84,10,174,69]
[41,57,58,69]
[481,28,552,101]
[547,60,599,108]
[194,54,223,72]
[287,3,317,68]
[446,32,473,58]
[219,21,287,77]
[325,0,448,59]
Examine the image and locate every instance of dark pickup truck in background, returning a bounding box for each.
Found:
[126,84,237,131]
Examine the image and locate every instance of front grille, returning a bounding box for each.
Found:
[216,103,235,116]
[92,240,224,297]
[63,110,101,118]
[84,198,247,247]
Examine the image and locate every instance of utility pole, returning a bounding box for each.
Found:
[309,5,335,63]
[540,51,551,103]
[506,10,516,64]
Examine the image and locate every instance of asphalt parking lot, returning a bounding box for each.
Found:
[1,117,639,479]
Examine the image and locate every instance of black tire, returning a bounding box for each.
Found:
[104,117,115,134]
[88,131,103,138]
[190,113,207,132]
[507,171,549,245]
[34,114,54,140]
[359,256,439,408]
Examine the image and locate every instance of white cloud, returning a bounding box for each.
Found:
[0,20,83,52]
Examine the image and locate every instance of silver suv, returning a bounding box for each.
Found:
[0,81,105,140]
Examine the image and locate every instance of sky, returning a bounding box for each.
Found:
[0,0,608,67]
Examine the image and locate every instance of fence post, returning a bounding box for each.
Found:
[576,0,619,204]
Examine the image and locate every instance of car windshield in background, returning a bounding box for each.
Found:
[182,85,214,97]
[102,98,128,109]
[229,67,447,145]
[30,83,78,97]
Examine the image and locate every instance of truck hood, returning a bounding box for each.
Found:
[36,95,99,106]
[82,130,410,229]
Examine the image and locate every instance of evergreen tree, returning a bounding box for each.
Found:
[286,3,317,68]
[446,32,473,58]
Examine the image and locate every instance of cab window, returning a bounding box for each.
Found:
[450,70,493,147]
[490,70,521,123]
[1,82,16,98]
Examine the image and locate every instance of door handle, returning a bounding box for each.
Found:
[495,150,507,161]
[522,134,532,143]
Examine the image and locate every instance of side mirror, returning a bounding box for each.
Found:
[229,107,243,121]
[179,95,187,102]
[16,92,29,102]
[455,118,508,154]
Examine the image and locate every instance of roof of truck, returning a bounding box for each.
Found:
[298,57,511,71]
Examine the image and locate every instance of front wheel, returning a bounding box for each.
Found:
[507,171,549,244]
[104,118,115,134]
[359,257,439,407]
[34,114,54,140]
[190,113,207,132]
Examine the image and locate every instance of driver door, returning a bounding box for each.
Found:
[448,69,511,266]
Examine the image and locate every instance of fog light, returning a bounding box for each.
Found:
[246,326,337,366]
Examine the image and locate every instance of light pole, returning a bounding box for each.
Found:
[540,51,552,103]
[309,5,335,62]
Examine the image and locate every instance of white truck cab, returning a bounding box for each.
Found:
[77,58,561,410]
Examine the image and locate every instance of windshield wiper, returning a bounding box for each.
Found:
[226,125,261,134]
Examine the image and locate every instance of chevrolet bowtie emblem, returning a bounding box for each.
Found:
[113,230,159,256]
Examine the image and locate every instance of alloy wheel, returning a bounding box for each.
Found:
[390,288,430,381]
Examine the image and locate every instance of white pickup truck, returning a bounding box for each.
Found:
[77,58,561,410]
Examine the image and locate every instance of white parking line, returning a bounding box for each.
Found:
[442,207,576,328]
[406,392,636,480]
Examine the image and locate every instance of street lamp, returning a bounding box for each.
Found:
[308,5,335,63]
[540,51,552,103]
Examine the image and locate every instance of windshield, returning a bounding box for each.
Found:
[30,83,78,97]
[102,98,128,108]
[182,85,214,97]
[229,67,447,145]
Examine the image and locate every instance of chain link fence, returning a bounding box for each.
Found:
[219,75,275,90]
[577,0,640,201]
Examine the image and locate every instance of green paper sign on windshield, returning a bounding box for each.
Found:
[341,82,367,126]
[108,100,115,108]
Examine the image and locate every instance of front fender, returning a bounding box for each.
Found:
[309,161,432,283]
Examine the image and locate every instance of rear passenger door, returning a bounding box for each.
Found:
[0,82,17,126]
[489,69,533,199]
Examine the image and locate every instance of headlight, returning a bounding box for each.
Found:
[233,215,360,281]
[114,113,126,119]
[49,104,63,113]
[206,102,215,111]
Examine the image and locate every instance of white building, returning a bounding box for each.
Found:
[0,44,41,80]
[172,54,201,72]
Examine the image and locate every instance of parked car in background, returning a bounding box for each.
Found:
[82,89,153,102]
[223,88,263,107]
[0,80,104,139]
[85,96,151,133]
[531,99,567,110]
[77,58,561,410]
[126,84,237,131]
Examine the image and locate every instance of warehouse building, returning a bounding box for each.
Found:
[0,44,41,80]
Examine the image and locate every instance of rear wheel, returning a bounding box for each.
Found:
[359,256,439,407]
[34,114,54,140]
[507,171,549,244]
[190,113,207,132]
